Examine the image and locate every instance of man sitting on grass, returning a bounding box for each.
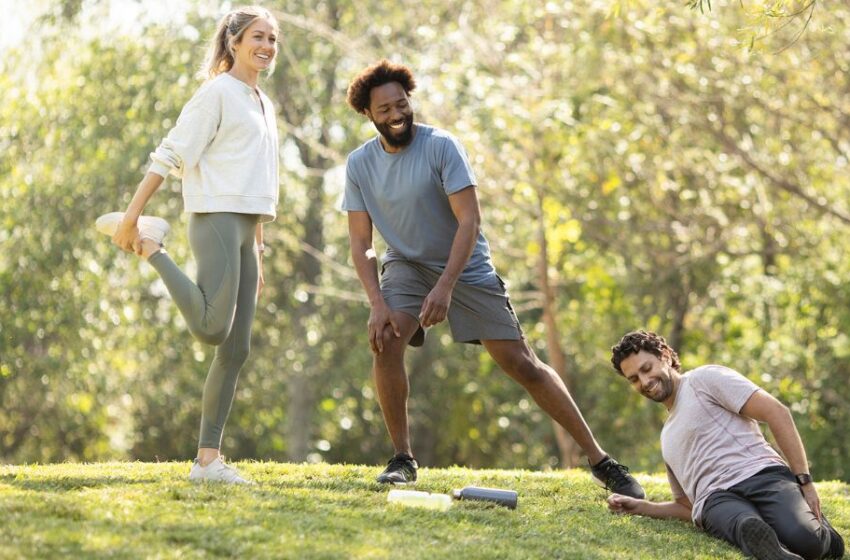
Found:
[607,330,844,560]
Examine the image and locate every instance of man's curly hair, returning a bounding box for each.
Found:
[611,330,681,375]
[346,59,417,115]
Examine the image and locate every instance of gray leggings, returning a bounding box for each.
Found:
[149,212,259,450]
[701,465,836,559]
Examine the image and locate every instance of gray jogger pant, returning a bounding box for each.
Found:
[148,212,259,450]
[701,465,836,559]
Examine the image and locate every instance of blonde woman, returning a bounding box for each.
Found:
[96,6,279,484]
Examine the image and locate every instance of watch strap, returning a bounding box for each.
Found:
[795,473,812,486]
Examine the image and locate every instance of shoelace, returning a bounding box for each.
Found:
[601,462,632,488]
[213,459,245,483]
[220,463,239,478]
[386,455,415,472]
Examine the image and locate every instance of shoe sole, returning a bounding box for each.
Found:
[95,212,170,244]
[189,471,253,485]
[189,477,253,485]
[590,474,646,499]
[376,478,416,485]
[740,517,804,560]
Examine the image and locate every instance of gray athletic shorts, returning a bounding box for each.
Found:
[380,260,524,347]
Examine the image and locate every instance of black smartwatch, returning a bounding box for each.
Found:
[795,473,813,486]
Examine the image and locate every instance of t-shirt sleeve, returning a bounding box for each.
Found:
[694,365,761,414]
[438,134,477,195]
[341,155,367,212]
[665,463,687,500]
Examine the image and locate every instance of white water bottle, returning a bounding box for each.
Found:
[387,489,453,511]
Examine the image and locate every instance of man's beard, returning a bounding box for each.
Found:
[642,375,674,403]
[374,114,415,148]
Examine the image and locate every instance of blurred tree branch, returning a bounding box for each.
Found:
[686,0,819,51]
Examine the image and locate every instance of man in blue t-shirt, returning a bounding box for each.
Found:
[342,59,644,498]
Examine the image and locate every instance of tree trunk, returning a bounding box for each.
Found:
[536,192,582,467]
[285,370,312,462]
[758,211,777,338]
[285,171,325,462]
[668,279,688,353]
[273,1,343,463]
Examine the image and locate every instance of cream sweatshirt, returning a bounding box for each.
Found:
[148,73,279,222]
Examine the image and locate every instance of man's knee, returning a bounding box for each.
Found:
[374,333,407,367]
[375,315,418,358]
[501,350,549,386]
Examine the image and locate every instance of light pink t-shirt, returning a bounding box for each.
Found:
[661,365,786,526]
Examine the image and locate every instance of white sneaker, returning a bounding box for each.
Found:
[188,457,253,485]
[95,212,170,245]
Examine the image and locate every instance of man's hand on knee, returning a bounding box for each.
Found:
[367,301,400,354]
[801,482,822,521]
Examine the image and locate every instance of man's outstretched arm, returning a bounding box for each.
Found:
[347,210,399,354]
[418,186,480,327]
[740,389,821,519]
[607,493,693,522]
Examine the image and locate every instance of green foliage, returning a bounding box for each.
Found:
[682,0,824,51]
[2,462,847,558]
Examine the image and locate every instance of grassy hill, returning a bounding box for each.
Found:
[0,462,847,559]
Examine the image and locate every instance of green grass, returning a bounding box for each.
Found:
[0,462,847,559]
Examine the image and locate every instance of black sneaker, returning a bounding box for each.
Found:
[822,516,845,559]
[376,453,418,484]
[739,517,804,560]
[590,455,645,499]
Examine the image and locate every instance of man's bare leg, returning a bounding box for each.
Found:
[372,311,421,456]
[482,338,645,498]
[482,338,605,463]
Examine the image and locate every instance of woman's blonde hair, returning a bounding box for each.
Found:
[198,6,279,80]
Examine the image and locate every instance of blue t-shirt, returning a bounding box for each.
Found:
[342,124,496,285]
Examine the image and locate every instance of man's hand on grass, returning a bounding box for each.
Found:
[607,493,642,515]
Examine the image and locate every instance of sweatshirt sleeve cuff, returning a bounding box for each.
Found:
[148,161,172,179]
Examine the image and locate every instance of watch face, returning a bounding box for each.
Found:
[796,473,812,485]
